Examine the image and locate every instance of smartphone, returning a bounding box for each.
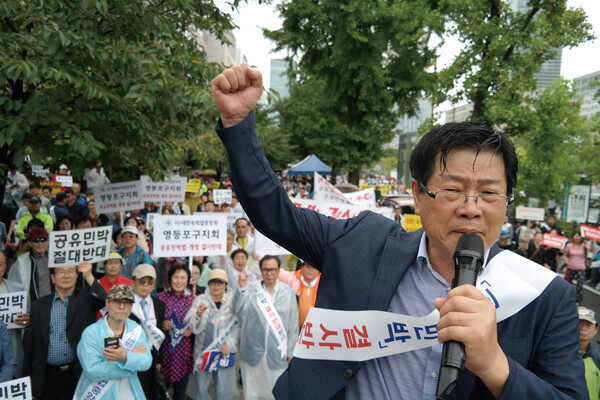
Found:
[104,336,119,349]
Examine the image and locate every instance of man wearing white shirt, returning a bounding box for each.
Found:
[131,264,165,400]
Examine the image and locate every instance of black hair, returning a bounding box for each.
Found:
[26,218,45,232]
[56,192,66,202]
[65,188,74,195]
[259,255,281,270]
[204,200,215,206]
[56,214,75,230]
[235,217,249,226]
[409,121,518,197]
[230,248,248,261]
[76,214,94,227]
[167,264,191,285]
[29,182,41,189]
[21,192,33,201]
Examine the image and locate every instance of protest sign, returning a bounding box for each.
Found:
[95,181,143,213]
[0,377,32,399]
[542,234,568,250]
[54,175,73,187]
[153,214,227,257]
[581,224,600,242]
[291,198,393,220]
[41,180,62,195]
[254,229,292,257]
[344,188,377,208]
[403,214,422,232]
[186,179,202,193]
[141,175,187,203]
[48,226,113,268]
[567,185,591,224]
[200,351,236,372]
[213,189,232,205]
[515,206,545,221]
[0,292,27,330]
[359,184,393,196]
[146,213,159,230]
[31,165,49,178]
[313,173,355,205]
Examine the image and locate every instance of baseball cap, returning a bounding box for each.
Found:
[28,228,48,241]
[208,269,228,283]
[108,252,124,265]
[107,285,135,302]
[59,164,68,170]
[132,264,156,280]
[120,225,139,237]
[578,306,597,325]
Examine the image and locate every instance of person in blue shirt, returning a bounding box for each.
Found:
[0,321,16,382]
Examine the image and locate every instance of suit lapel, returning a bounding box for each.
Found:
[41,297,53,348]
[65,288,79,331]
[367,230,422,311]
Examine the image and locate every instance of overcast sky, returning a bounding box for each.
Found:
[219,0,600,90]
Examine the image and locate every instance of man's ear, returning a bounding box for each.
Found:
[411,179,422,215]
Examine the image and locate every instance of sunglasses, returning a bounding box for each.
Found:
[137,221,145,226]
[31,238,48,243]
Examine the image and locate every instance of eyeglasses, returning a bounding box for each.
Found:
[418,181,512,212]
[135,279,155,286]
[261,268,279,274]
[31,238,48,243]
[209,280,226,286]
[54,269,77,276]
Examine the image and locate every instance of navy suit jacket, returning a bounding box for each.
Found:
[217,112,587,399]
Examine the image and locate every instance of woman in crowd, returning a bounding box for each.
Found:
[187,269,239,400]
[156,265,195,400]
[190,261,205,296]
[526,232,549,268]
[87,199,99,227]
[56,214,74,231]
[564,232,588,305]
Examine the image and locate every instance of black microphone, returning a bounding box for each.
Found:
[436,233,484,399]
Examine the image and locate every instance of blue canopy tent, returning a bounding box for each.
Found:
[288,154,332,176]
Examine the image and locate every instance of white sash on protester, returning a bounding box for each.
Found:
[131,302,165,351]
[193,317,240,372]
[293,250,557,361]
[256,288,288,359]
[76,321,143,400]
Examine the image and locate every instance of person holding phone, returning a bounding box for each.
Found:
[74,285,152,399]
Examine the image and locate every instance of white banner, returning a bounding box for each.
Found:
[146,213,159,230]
[31,165,49,178]
[0,291,27,330]
[48,226,113,268]
[140,175,187,203]
[567,184,591,224]
[515,206,545,221]
[0,377,32,399]
[313,172,354,205]
[343,188,376,208]
[55,175,73,187]
[294,250,556,361]
[153,214,227,257]
[226,212,243,232]
[95,181,143,213]
[213,189,232,205]
[291,198,393,220]
[254,229,292,257]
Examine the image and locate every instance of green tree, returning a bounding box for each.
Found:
[438,0,593,123]
[266,0,440,184]
[0,0,246,190]
[509,78,590,206]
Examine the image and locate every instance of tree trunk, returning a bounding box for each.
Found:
[329,165,338,185]
[348,166,361,186]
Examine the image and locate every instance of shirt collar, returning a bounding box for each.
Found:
[53,290,73,302]
[134,293,150,303]
[416,231,491,275]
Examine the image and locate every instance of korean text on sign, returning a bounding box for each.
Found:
[95,181,143,213]
[141,175,187,203]
[49,226,113,268]
[0,377,32,399]
[153,214,228,257]
[0,292,27,330]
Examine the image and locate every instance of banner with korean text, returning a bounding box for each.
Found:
[213,189,232,205]
[314,172,376,207]
[141,175,187,203]
[0,377,32,399]
[0,292,27,329]
[291,198,393,220]
[54,175,73,187]
[515,206,545,222]
[153,214,227,257]
[542,234,568,249]
[95,181,143,213]
[48,226,113,268]
[581,224,600,242]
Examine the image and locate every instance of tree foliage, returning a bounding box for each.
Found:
[0,0,245,185]
[266,0,441,184]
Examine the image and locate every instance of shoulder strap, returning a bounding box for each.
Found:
[138,249,144,264]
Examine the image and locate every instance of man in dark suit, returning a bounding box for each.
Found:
[22,261,106,400]
[130,263,166,400]
[210,64,587,399]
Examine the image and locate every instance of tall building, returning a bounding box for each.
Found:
[192,30,242,66]
[573,71,600,119]
[270,59,290,99]
[444,103,474,123]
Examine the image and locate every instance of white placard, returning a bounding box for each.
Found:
[48,226,113,268]
[0,377,32,399]
[567,184,591,224]
[153,214,227,257]
[313,172,354,205]
[55,175,73,187]
[343,188,377,208]
[0,291,27,330]
[254,229,292,257]
[31,165,49,178]
[515,206,545,221]
[146,213,159,230]
[226,212,243,232]
[141,175,187,203]
[291,198,393,220]
[213,189,232,205]
[95,181,143,213]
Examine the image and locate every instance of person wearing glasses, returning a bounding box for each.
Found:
[211,64,586,399]
[8,227,53,303]
[22,261,106,400]
[234,255,298,400]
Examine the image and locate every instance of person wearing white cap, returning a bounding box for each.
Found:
[578,306,600,399]
[117,225,153,279]
[187,269,240,400]
[95,252,132,322]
